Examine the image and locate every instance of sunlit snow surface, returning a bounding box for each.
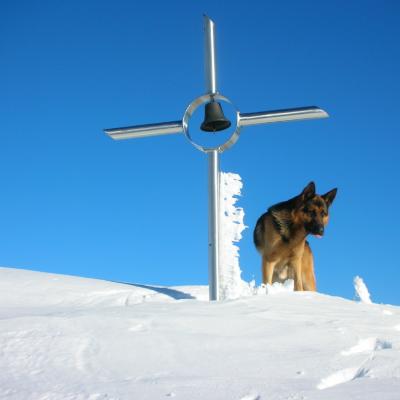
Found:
[1,267,400,400]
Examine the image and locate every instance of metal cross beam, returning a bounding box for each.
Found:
[104,15,328,301]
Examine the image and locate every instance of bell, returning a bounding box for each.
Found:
[200,101,232,132]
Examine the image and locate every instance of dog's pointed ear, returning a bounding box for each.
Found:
[321,188,337,208]
[295,181,316,207]
[301,181,316,201]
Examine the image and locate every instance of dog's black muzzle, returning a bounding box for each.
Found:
[307,224,324,236]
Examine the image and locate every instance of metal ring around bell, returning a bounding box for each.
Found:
[182,94,241,153]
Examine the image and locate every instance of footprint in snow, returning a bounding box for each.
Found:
[88,394,113,400]
[239,392,261,400]
[317,366,369,390]
[341,337,392,356]
[75,337,101,374]
[129,323,145,332]
[318,337,392,390]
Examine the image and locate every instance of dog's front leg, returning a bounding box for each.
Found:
[290,258,303,291]
[262,256,277,285]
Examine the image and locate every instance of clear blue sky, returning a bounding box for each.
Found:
[1,0,399,304]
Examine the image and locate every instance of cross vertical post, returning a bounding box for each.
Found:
[204,15,220,301]
[207,149,220,301]
[204,15,218,95]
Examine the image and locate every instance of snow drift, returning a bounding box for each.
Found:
[1,267,400,400]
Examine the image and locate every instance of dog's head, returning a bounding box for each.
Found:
[295,182,337,237]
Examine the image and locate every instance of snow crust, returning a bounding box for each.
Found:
[1,267,400,400]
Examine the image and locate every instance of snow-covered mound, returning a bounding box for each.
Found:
[1,267,400,400]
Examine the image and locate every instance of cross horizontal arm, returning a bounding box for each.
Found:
[238,106,328,127]
[104,120,183,140]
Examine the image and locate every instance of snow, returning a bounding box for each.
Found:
[1,267,400,399]
[354,276,373,304]
[263,279,294,295]
[218,172,253,300]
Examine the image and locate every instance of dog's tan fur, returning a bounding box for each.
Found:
[253,182,337,291]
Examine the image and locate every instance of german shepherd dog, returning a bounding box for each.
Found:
[253,182,337,291]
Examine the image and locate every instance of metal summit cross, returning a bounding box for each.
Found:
[104,15,328,301]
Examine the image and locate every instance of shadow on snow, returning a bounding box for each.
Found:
[120,282,196,300]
